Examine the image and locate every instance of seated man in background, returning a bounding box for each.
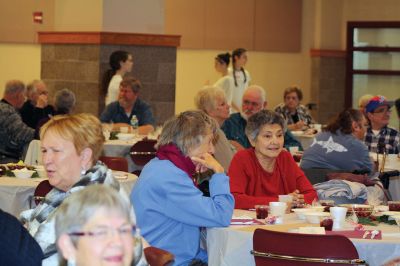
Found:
[364,95,399,154]
[194,86,236,171]
[100,77,155,135]
[35,88,76,139]
[0,80,34,163]
[222,85,302,151]
[20,80,54,129]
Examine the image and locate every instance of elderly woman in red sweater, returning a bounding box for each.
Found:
[228,110,317,209]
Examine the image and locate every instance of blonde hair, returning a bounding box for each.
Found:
[194,86,226,114]
[358,94,374,109]
[40,113,105,164]
[156,110,217,155]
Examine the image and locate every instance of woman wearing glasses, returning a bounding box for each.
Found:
[274,86,314,131]
[56,185,141,266]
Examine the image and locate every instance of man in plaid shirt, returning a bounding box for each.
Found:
[364,95,399,154]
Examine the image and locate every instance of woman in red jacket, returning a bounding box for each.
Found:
[228,110,317,209]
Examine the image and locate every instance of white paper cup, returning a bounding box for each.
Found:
[330,207,347,230]
[269,202,287,224]
[289,146,299,154]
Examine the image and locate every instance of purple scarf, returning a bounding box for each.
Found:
[156,144,196,184]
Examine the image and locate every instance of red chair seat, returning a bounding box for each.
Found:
[252,228,366,266]
[99,156,129,172]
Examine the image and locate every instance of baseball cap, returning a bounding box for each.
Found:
[365,95,394,113]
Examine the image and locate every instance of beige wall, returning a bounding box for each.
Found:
[175,49,310,114]
[103,0,164,33]
[0,44,41,96]
[54,0,102,31]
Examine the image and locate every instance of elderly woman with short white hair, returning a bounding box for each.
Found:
[194,86,236,171]
[229,110,317,209]
[131,110,234,266]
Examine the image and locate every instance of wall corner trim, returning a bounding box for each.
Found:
[38,32,181,47]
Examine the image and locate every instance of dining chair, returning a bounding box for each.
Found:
[144,246,175,266]
[30,180,53,207]
[129,139,157,175]
[251,229,366,266]
[99,156,129,172]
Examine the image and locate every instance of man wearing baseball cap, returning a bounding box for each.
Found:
[364,95,399,154]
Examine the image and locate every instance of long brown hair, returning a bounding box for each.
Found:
[325,108,364,135]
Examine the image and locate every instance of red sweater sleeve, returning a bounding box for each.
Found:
[228,150,278,209]
[283,152,318,204]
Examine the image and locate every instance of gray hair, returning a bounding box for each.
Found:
[26,80,45,96]
[245,110,286,142]
[194,86,226,114]
[55,184,133,245]
[4,80,25,96]
[54,89,76,114]
[156,110,218,156]
[244,85,266,103]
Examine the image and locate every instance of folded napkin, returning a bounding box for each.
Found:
[231,218,264,226]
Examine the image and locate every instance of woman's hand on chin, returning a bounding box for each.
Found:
[191,153,224,174]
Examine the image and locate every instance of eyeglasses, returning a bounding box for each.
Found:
[243,100,261,107]
[69,225,136,241]
[285,96,298,100]
[373,108,391,114]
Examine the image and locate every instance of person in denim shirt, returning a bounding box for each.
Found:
[100,77,155,135]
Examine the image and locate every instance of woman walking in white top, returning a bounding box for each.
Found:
[102,50,133,105]
[214,53,236,113]
[229,48,251,112]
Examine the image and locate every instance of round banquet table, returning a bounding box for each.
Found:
[206,209,400,266]
[0,172,138,217]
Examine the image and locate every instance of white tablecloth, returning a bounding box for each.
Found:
[207,210,400,266]
[292,133,315,150]
[0,173,138,217]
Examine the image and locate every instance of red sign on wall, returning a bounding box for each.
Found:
[33,12,43,24]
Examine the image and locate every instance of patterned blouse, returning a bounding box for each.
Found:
[274,103,314,126]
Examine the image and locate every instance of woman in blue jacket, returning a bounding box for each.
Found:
[131,110,234,266]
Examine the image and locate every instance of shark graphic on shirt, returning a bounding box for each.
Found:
[310,136,348,153]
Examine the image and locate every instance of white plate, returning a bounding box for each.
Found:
[291,131,304,136]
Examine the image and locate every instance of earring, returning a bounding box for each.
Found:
[80,167,86,175]
[67,259,76,266]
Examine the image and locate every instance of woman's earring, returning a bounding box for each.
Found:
[67,259,76,266]
[80,167,86,175]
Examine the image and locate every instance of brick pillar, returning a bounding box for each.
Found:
[39,32,180,124]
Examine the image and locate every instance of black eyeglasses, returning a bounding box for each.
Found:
[69,225,136,241]
[373,107,391,114]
